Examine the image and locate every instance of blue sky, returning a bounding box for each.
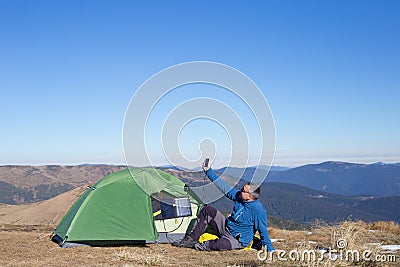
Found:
[1,0,399,167]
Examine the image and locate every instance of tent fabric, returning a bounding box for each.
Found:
[54,167,200,245]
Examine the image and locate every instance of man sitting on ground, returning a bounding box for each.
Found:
[173,162,275,252]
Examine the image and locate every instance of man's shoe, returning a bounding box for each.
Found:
[171,239,181,246]
[171,238,187,247]
[172,236,196,248]
[179,236,197,248]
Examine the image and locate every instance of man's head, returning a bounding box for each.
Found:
[240,182,260,201]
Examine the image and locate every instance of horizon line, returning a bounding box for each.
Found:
[1,160,399,169]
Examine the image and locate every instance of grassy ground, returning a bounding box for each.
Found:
[1,222,399,267]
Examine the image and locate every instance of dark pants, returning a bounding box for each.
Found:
[188,206,243,251]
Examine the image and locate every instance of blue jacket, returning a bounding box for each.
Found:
[206,168,275,251]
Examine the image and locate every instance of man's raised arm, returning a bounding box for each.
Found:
[204,167,238,201]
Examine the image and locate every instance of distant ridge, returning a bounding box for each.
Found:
[215,161,400,197]
[267,161,400,197]
[371,162,400,167]
[0,186,86,225]
[210,181,400,224]
[1,163,399,225]
[0,165,125,204]
[157,165,190,171]
[1,161,399,202]
[251,165,292,171]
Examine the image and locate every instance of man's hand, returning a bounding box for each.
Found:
[202,162,210,172]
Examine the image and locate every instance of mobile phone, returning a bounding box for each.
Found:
[204,158,209,167]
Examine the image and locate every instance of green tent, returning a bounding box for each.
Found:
[52,167,201,247]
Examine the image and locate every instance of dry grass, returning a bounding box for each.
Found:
[0,226,290,267]
[0,222,398,267]
[369,221,400,235]
[265,221,400,267]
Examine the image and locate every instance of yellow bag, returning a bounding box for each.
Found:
[198,232,218,243]
[198,233,257,250]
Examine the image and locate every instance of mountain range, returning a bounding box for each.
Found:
[210,181,400,224]
[217,161,400,197]
[0,162,399,224]
[0,165,125,204]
